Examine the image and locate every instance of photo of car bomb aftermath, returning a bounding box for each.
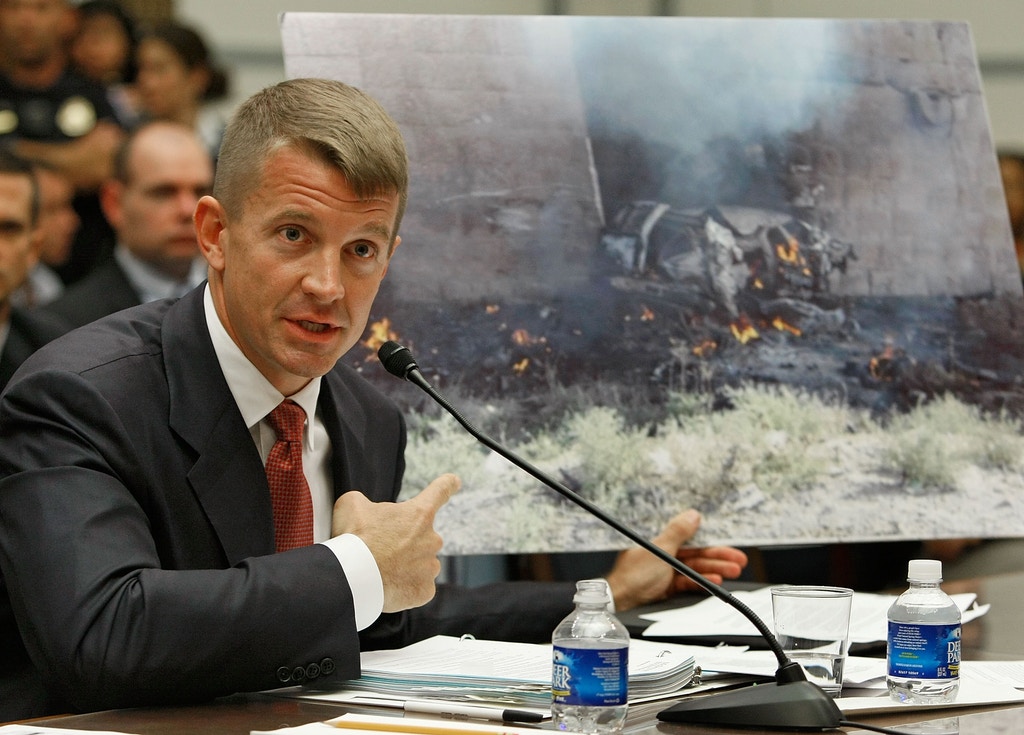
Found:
[284,14,1024,554]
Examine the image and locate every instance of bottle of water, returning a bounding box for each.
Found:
[887,559,961,703]
[551,579,629,734]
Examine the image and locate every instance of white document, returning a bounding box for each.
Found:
[837,661,1024,714]
[282,635,699,711]
[639,588,988,643]
[688,652,1024,714]
[355,634,695,685]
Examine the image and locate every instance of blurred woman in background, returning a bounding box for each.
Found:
[134,21,229,159]
[70,0,140,128]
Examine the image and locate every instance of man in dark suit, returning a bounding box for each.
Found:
[0,79,747,721]
[43,120,213,328]
[0,147,68,391]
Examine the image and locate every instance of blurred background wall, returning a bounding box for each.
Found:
[160,0,1024,150]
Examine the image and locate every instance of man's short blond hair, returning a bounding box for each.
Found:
[214,78,409,243]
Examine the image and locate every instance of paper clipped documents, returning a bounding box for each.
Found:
[639,587,988,643]
[295,634,696,709]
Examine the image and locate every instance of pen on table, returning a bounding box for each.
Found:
[331,714,533,735]
[345,696,544,725]
[402,699,543,723]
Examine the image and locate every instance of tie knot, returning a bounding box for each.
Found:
[267,400,306,443]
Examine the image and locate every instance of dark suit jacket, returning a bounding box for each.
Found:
[0,287,573,720]
[0,306,70,392]
[41,256,141,329]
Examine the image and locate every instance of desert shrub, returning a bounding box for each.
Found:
[401,413,488,499]
[559,406,653,507]
[665,389,715,424]
[696,385,851,495]
[883,394,1024,489]
[883,430,958,491]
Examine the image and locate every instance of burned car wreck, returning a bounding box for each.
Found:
[599,201,856,324]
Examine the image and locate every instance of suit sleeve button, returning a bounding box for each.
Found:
[305,662,321,679]
[319,657,335,676]
[292,666,307,683]
[277,666,292,683]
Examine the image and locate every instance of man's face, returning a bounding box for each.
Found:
[34,166,77,266]
[0,0,71,67]
[0,171,39,307]
[196,144,401,396]
[102,124,213,280]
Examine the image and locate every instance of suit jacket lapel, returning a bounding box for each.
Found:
[163,288,276,564]
[320,371,377,502]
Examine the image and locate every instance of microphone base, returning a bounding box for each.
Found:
[657,680,843,731]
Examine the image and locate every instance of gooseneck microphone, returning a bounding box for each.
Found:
[377,341,842,730]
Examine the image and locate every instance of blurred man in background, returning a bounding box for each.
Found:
[0,147,67,390]
[43,120,211,327]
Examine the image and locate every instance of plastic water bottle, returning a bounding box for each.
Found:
[551,579,629,733]
[887,559,961,703]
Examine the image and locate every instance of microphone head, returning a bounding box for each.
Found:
[378,340,418,380]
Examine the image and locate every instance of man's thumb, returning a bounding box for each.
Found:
[413,473,462,511]
[656,508,701,549]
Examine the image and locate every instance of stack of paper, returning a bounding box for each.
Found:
[305,635,696,708]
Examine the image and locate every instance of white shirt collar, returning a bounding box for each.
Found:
[115,244,207,303]
[203,284,321,450]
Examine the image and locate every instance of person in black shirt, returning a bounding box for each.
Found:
[0,0,124,284]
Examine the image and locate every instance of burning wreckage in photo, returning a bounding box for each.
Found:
[599,200,856,336]
[594,199,1024,418]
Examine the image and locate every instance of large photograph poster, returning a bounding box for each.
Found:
[282,14,1024,554]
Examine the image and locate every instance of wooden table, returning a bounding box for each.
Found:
[24,693,1024,735]
[24,572,1024,735]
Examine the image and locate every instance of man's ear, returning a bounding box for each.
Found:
[194,195,227,271]
[98,180,124,231]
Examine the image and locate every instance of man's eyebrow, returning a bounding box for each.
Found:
[273,207,316,223]
[360,221,394,241]
[271,208,393,240]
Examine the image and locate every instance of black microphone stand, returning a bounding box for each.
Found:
[378,341,843,730]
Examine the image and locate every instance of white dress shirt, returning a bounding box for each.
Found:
[202,285,384,630]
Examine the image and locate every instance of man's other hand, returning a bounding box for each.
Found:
[605,509,748,611]
[333,473,461,612]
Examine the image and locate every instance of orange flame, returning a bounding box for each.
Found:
[692,339,718,357]
[486,304,500,314]
[731,316,760,344]
[512,357,530,374]
[869,344,896,380]
[776,237,803,264]
[771,316,802,336]
[511,328,545,346]
[641,305,655,322]
[362,318,399,359]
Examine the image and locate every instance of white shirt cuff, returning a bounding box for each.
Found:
[321,534,384,631]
